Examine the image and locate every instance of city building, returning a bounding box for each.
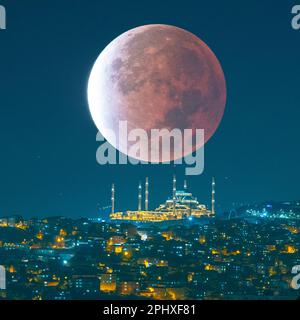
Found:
[110,176,215,223]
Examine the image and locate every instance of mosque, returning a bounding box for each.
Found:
[109,176,216,223]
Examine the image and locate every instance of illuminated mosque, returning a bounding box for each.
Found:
[109,176,216,223]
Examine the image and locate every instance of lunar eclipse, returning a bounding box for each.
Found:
[88,24,226,163]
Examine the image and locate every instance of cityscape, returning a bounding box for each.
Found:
[0,177,299,300]
[1,1,300,312]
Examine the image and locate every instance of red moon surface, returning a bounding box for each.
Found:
[88,24,226,162]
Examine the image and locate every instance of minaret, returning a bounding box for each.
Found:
[111,183,115,214]
[184,179,187,190]
[145,177,149,211]
[173,174,176,214]
[138,181,142,211]
[212,177,215,215]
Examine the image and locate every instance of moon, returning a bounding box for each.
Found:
[88,24,226,163]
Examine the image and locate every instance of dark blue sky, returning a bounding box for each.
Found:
[0,0,300,218]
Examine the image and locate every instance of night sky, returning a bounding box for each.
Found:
[1,0,300,218]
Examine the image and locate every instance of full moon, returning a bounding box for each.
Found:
[88,24,226,163]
